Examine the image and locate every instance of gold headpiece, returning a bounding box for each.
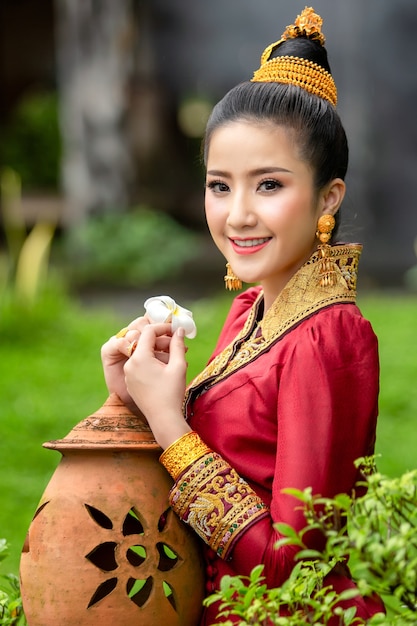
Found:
[251,7,337,106]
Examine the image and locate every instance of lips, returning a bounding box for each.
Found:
[230,237,271,255]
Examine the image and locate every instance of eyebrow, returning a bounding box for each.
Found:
[206,166,293,177]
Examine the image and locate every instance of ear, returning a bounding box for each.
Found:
[319,178,346,216]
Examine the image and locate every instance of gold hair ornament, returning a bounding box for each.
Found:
[316,214,337,287]
[251,7,337,106]
[224,263,242,291]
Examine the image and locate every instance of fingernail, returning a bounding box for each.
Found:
[177,327,185,339]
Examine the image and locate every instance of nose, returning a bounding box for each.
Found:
[226,189,257,230]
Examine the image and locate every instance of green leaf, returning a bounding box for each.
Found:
[274,522,304,545]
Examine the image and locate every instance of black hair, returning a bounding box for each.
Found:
[203,37,348,237]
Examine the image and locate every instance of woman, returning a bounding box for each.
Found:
[102,7,384,624]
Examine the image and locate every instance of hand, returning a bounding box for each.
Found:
[123,323,191,449]
[101,315,172,410]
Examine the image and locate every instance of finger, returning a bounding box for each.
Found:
[155,336,172,353]
[129,348,176,364]
[102,335,129,359]
[166,327,187,371]
[108,324,144,360]
[155,352,170,364]
[145,322,173,337]
[125,314,152,332]
[128,323,171,362]
[126,335,172,360]
[113,315,151,339]
[112,332,140,358]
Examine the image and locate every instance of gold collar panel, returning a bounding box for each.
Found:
[186,244,362,399]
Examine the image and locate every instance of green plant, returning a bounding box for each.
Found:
[63,206,200,288]
[0,541,26,625]
[0,168,56,306]
[205,460,417,624]
[0,92,61,190]
[207,563,367,625]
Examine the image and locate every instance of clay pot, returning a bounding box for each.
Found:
[20,394,204,625]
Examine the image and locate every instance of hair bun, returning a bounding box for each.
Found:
[251,7,337,106]
[260,6,325,67]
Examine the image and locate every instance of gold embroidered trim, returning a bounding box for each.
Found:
[160,431,211,480]
[185,245,361,400]
[169,452,268,557]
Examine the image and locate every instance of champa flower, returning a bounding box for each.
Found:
[144,295,197,339]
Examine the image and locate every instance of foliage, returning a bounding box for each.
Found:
[0,92,61,190]
[0,168,56,307]
[205,461,417,624]
[0,542,26,625]
[207,563,367,626]
[63,206,200,288]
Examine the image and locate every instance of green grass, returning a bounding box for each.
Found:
[0,288,416,576]
[359,294,417,477]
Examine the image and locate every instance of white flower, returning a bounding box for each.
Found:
[144,295,197,339]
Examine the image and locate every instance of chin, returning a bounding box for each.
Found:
[238,274,262,286]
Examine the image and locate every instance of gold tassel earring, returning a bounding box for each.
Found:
[224,263,242,291]
[316,214,337,287]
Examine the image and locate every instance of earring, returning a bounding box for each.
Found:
[224,263,242,291]
[316,214,337,287]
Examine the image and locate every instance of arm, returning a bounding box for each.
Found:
[161,306,379,586]
[123,323,192,448]
[234,307,379,582]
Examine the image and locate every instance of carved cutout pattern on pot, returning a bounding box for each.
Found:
[85,504,181,610]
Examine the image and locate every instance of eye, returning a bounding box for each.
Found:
[258,179,282,192]
[206,180,230,193]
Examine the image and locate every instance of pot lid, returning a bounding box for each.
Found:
[44,394,160,451]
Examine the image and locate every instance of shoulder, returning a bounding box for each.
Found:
[289,303,378,365]
[309,303,377,340]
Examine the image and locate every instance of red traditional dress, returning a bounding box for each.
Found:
[163,245,384,624]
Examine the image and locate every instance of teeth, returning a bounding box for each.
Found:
[233,238,269,247]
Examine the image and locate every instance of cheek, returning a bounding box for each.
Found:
[265,198,317,241]
[204,197,222,233]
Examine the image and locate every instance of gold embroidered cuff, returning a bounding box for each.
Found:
[160,431,211,480]
[169,452,268,558]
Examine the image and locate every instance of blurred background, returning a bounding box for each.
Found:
[0,0,416,577]
[1,0,417,291]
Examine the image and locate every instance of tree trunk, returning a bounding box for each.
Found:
[55,0,135,224]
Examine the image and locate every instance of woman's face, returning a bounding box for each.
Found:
[205,120,338,309]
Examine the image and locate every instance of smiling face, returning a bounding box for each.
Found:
[205,120,344,310]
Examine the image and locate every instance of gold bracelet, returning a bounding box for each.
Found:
[160,431,211,480]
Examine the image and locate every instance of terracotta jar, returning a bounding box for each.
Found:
[20,394,204,626]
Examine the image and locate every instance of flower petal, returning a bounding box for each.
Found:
[171,310,197,339]
[144,295,197,338]
[144,296,174,323]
